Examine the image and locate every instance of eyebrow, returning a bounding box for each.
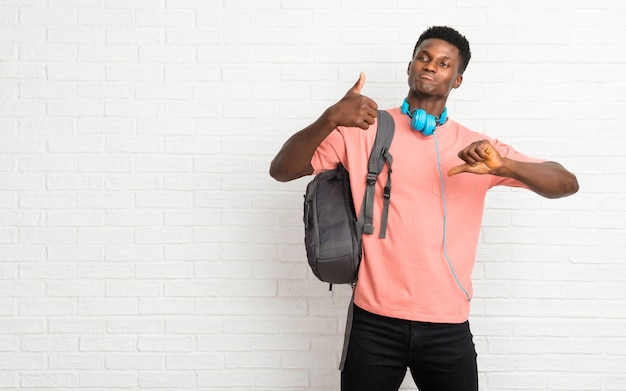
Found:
[417,50,454,61]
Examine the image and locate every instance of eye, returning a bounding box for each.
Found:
[440,61,451,68]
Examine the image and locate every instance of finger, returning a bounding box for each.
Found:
[348,72,365,94]
[447,164,469,176]
[457,151,473,165]
[366,107,378,119]
[476,144,489,159]
[366,96,378,110]
[356,120,370,130]
[463,149,484,164]
[480,142,494,157]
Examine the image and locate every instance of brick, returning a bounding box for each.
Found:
[138,371,196,388]
[48,245,104,261]
[46,210,104,227]
[77,192,133,208]
[79,371,137,387]
[48,27,104,43]
[20,44,76,62]
[197,370,255,388]
[166,28,221,45]
[77,298,137,316]
[138,336,194,352]
[135,10,195,27]
[106,27,161,44]
[48,319,106,334]
[165,317,221,334]
[0,99,46,116]
[105,175,161,191]
[166,353,223,369]
[136,118,195,135]
[134,227,193,244]
[139,298,194,315]
[0,318,46,334]
[0,211,42,227]
[47,281,104,297]
[167,0,221,8]
[47,63,104,81]
[46,173,104,191]
[19,299,77,316]
[48,353,104,370]
[0,281,44,297]
[106,280,161,297]
[0,354,45,369]
[77,227,134,245]
[105,353,162,370]
[78,9,134,26]
[135,155,193,172]
[78,82,133,98]
[163,244,221,261]
[107,317,163,334]
[21,336,78,352]
[138,45,195,63]
[104,100,160,117]
[254,369,309,387]
[162,174,219,191]
[76,264,133,279]
[19,81,76,98]
[163,280,219,297]
[165,65,220,81]
[163,209,219,226]
[135,263,194,279]
[104,244,162,261]
[79,336,137,352]
[21,372,79,388]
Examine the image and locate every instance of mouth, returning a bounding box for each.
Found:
[418,73,436,82]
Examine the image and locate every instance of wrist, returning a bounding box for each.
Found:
[492,157,514,177]
[321,106,339,130]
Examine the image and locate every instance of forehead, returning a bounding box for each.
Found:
[414,38,460,59]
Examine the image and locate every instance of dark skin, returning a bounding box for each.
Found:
[269,38,579,199]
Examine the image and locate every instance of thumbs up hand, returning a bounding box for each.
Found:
[325,72,379,130]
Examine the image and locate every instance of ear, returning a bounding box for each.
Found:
[452,74,463,89]
[407,61,412,75]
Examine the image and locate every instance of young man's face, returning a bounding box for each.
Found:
[407,38,463,98]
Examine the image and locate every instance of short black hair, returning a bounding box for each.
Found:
[412,26,471,74]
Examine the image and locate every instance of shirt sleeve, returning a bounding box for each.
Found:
[489,137,546,188]
[310,127,347,174]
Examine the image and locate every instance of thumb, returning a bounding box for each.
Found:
[447,164,470,177]
[348,72,365,94]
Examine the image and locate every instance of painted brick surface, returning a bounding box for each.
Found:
[0,1,625,390]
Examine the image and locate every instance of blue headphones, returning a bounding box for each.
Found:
[400,98,448,136]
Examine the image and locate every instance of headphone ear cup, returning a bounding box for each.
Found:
[423,115,436,136]
[411,113,421,133]
[413,109,427,131]
[412,109,437,136]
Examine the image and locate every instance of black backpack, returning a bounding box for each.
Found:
[303,110,394,287]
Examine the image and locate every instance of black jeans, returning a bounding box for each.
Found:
[341,304,478,391]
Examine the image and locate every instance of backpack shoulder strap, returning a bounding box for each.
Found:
[359,110,394,238]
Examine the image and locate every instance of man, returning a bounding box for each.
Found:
[269,26,578,391]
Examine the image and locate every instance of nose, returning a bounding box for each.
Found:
[424,59,437,72]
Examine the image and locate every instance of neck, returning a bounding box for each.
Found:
[404,95,447,117]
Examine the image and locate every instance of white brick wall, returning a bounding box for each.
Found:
[0,1,625,390]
